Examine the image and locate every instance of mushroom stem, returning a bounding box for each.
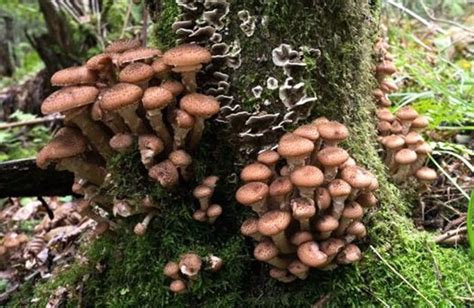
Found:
[323,166,338,182]
[134,211,156,236]
[331,198,346,220]
[102,112,129,133]
[250,199,268,216]
[298,219,311,232]
[188,117,205,149]
[117,104,148,134]
[335,217,353,237]
[57,157,105,186]
[172,126,192,150]
[181,71,197,93]
[267,256,289,269]
[393,165,412,182]
[272,232,294,254]
[298,187,315,200]
[146,110,172,148]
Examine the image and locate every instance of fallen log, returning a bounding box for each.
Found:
[0,158,74,197]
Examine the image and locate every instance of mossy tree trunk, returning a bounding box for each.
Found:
[23,1,474,307]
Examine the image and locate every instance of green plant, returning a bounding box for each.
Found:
[468,190,474,256]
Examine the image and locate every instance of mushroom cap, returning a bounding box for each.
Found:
[377,121,392,133]
[288,259,309,276]
[164,261,180,278]
[382,135,405,149]
[179,253,202,276]
[192,209,207,222]
[315,187,331,210]
[341,166,373,189]
[50,66,97,86]
[314,215,339,232]
[161,80,185,97]
[105,38,141,53]
[193,185,213,199]
[405,132,423,146]
[291,197,316,219]
[240,163,273,182]
[101,83,143,111]
[169,150,192,167]
[86,53,112,71]
[312,117,329,127]
[319,238,345,256]
[118,47,162,65]
[356,192,378,208]
[290,231,314,246]
[180,93,220,118]
[163,44,212,67]
[134,223,147,236]
[172,109,195,128]
[340,157,357,170]
[254,240,279,261]
[415,167,437,181]
[390,121,403,134]
[41,86,99,114]
[269,177,294,197]
[290,166,324,188]
[415,142,432,155]
[139,134,164,153]
[328,179,352,198]
[257,150,280,166]
[142,86,174,110]
[277,133,314,158]
[151,58,171,75]
[394,148,417,165]
[317,121,349,143]
[240,218,259,237]
[346,221,367,238]
[376,108,396,122]
[411,116,429,129]
[235,182,269,206]
[207,204,222,218]
[36,127,88,168]
[336,244,362,264]
[148,160,179,188]
[342,201,364,219]
[109,133,134,151]
[297,241,328,268]
[376,61,397,75]
[169,280,186,293]
[396,106,418,121]
[119,62,154,84]
[202,175,219,188]
[279,165,290,177]
[317,147,349,167]
[257,210,291,236]
[293,123,320,142]
[373,88,384,98]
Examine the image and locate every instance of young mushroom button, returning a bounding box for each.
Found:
[148,160,179,188]
[336,244,362,265]
[393,149,417,182]
[290,197,316,231]
[142,86,174,147]
[253,240,289,269]
[169,150,192,181]
[314,215,339,240]
[328,179,352,219]
[257,210,293,254]
[105,38,141,54]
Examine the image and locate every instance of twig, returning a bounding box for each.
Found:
[120,1,133,38]
[0,115,64,130]
[419,0,474,33]
[434,226,467,243]
[141,4,148,47]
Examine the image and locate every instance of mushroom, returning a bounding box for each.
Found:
[142,86,174,147]
[340,166,373,200]
[109,133,135,153]
[257,210,293,253]
[240,163,273,183]
[297,241,328,268]
[169,150,193,181]
[91,99,129,134]
[412,142,432,172]
[170,108,195,150]
[105,38,141,54]
[100,83,148,135]
[277,133,314,171]
[253,239,289,269]
[134,211,156,236]
[290,197,316,231]
[289,165,324,199]
[293,123,320,160]
[392,149,417,182]
[376,108,396,123]
[344,221,367,243]
[138,134,164,169]
[336,244,362,264]
[164,261,180,280]
[240,218,262,241]
[405,131,424,150]
[410,116,429,133]
[289,231,314,247]
[235,182,269,215]
[269,268,297,283]
[334,201,364,236]
[170,279,187,294]
[179,253,202,280]
[86,53,114,84]
[41,86,114,160]
[161,80,185,97]
[328,179,352,219]
[118,47,162,66]
[390,120,403,134]
[151,58,171,79]
[314,215,339,240]
[269,177,294,210]
[204,254,223,272]
[319,238,345,268]
[119,62,154,89]
[415,167,437,186]
[317,121,349,147]
[162,44,212,93]
[193,185,213,211]
[381,134,405,170]
[50,66,97,86]
[356,192,378,208]
[148,160,179,188]
[180,93,220,149]
[207,204,222,224]
[257,150,280,175]
[377,121,392,136]
[192,209,207,222]
[36,127,106,186]
[316,147,349,182]
[395,106,418,134]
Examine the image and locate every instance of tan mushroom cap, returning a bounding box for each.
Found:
[202,175,219,188]
[193,184,213,199]
[254,240,279,261]
[100,83,143,111]
[293,123,320,142]
[139,134,164,153]
[290,231,314,246]
[373,88,384,98]
[314,215,339,232]
[336,244,362,264]
[288,259,309,276]
[342,201,364,219]
[297,241,328,268]
[317,121,349,143]
[51,66,97,86]
[172,109,195,128]
[180,93,220,118]
[109,133,134,151]
[415,167,437,181]
[277,133,314,158]
[152,58,171,75]
[118,47,162,65]
[257,150,280,166]
[290,166,324,187]
[257,210,291,236]
[164,261,180,278]
[376,108,396,122]
[395,149,417,165]
[148,160,179,188]
[415,142,432,155]
[36,127,88,168]
[193,209,207,222]
[163,44,212,68]
[357,192,378,208]
[317,147,349,167]
[207,204,222,218]
[86,53,112,71]
[169,150,192,167]
[105,38,141,53]
[396,106,418,121]
[179,253,202,276]
[161,80,185,97]
[240,218,259,237]
[119,62,154,84]
[405,131,423,146]
[240,163,273,182]
[142,86,174,110]
[382,135,405,149]
[41,86,99,114]
[291,197,316,219]
[236,182,269,206]
[328,179,352,198]
[341,166,373,189]
[346,221,367,238]
[411,116,429,129]
[319,238,345,256]
[169,280,186,294]
[269,177,294,197]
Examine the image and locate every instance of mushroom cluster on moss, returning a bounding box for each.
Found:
[164,253,223,294]
[192,176,222,223]
[36,39,219,236]
[236,119,378,282]
[373,39,437,185]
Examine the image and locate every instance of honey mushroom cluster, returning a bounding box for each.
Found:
[35,39,221,235]
[163,253,223,294]
[235,118,378,283]
[192,175,222,223]
[373,39,437,185]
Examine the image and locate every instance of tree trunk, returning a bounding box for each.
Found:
[0,15,15,77]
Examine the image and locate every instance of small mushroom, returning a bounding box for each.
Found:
[50,66,97,86]
[170,108,196,150]
[193,209,208,222]
[240,218,262,241]
[314,215,339,240]
[142,86,174,147]
[289,165,324,199]
[134,211,156,236]
[148,160,179,188]
[269,268,297,283]
[340,166,373,200]
[317,121,349,147]
[334,201,364,236]
[207,204,222,224]
[164,261,180,280]
[169,279,187,294]
[269,177,294,210]
[395,106,418,134]
[257,150,280,175]
[336,244,362,264]
[290,197,316,231]
[253,239,289,269]
[235,182,269,215]
[179,253,202,280]
[415,167,437,186]
[392,149,417,182]
[240,163,273,183]
[316,147,349,182]
[297,241,328,268]
[119,62,154,89]
[169,150,193,181]
[193,185,213,211]
[138,134,164,169]
[109,133,134,153]
[328,179,352,219]
[277,133,314,171]
[319,238,345,268]
[257,210,293,253]
[314,187,331,212]
[344,221,367,243]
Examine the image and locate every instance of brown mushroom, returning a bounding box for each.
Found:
[393,149,417,181]
[240,218,262,241]
[119,62,154,89]
[396,106,418,134]
[164,261,180,280]
[269,268,297,283]
[254,240,289,269]
[235,182,269,215]
[50,66,97,86]
[169,279,187,294]
[142,86,174,147]
[179,253,202,280]
[134,211,156,236]
[207,204,222,224]
[290,165,324,199]
[269,176,293,211]
[336,244,362,264]
[316,147,349,182]
[169,150,193,181]
[109,133,134,153]
[297,241,328,268]
[258,210,293,253]
[314,215,339,240]
[138,134,164,169]
[334,201,364,236]
[328,179,352,219]
[148,160,179,188]
[277,133,314,171]
[290,197,316,231]
[240,163,273,183]
[317,121,349,147]
[170,108,195,150]
[193,185,213,211]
